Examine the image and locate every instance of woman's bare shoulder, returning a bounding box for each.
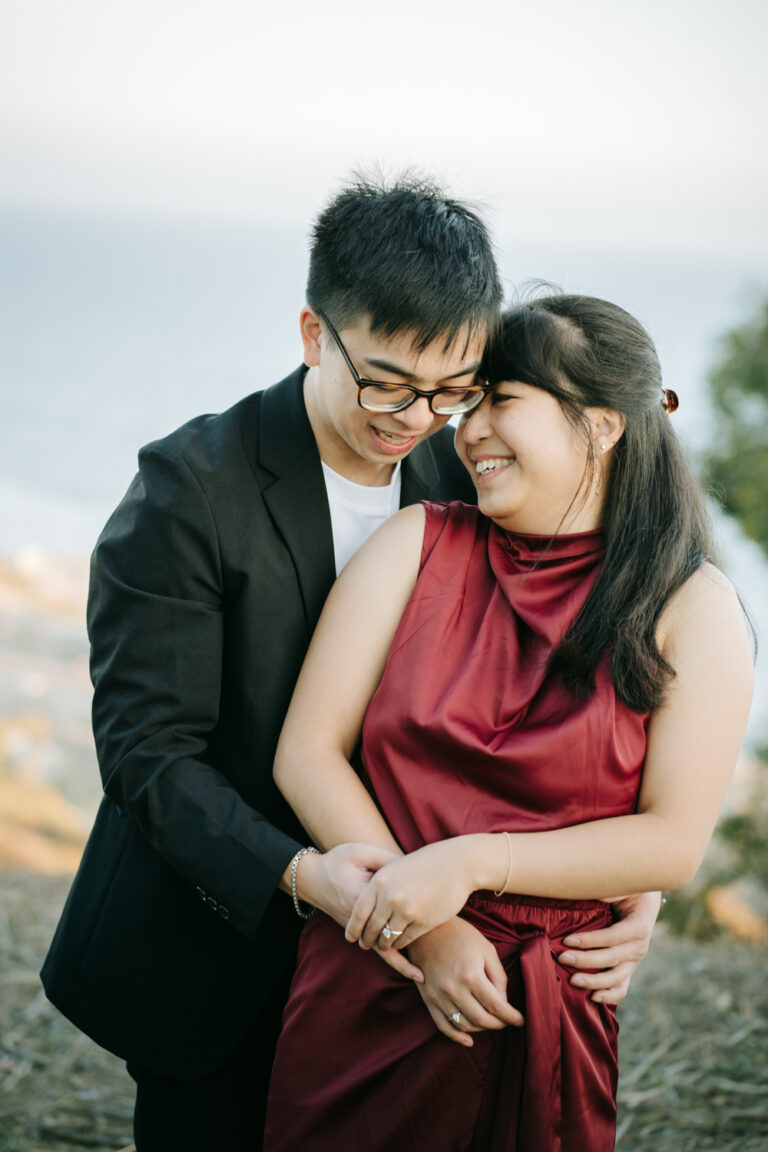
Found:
[658,562,752,662]
[327,504,427,616]
[666,561,740,614]
[343,503,425,570]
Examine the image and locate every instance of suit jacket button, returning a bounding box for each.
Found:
[219,905,231,920]
[206,895,219,910]
[196,886,206,900]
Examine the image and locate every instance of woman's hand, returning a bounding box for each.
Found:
[293,843,425,983]
[408,918,524,1048]
[345,840,474,952]
[556,890,661,1003]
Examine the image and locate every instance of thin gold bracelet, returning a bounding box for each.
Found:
[493,831,512,897]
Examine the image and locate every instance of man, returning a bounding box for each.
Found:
[42,174,659,1150]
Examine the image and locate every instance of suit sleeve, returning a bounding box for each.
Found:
[87,441,303,939]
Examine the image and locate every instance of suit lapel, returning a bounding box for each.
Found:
[257,369,336,628]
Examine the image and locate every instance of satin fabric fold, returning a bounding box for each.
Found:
[265,897,618,1151]
[518,934,563,1149]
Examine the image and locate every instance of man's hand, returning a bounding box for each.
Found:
[292,843,424,983]
[407,918,524,1048]
[295,842,396,925]
[556,890,662,1003]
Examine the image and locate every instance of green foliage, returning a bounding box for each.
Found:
[704,295,768,558]
[699,299,768,936]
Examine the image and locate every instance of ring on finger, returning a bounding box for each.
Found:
[381,922,404,942]
[449,1010,462,1027]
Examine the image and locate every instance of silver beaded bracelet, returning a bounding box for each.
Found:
[289,846,320,919]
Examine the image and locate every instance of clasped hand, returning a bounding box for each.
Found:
[345,840,471,952]
[304,842,425,983]
[326,843,659,1048]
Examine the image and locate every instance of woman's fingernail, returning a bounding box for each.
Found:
[559,951,576,965]
[563,935,580,946]
[572,974,586,988]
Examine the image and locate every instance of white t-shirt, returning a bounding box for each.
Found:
[321,461,403,576]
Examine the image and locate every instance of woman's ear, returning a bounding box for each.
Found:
[589,408,626,452]
[300,308,323,368]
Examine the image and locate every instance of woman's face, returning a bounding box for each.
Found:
[456,380,602,535]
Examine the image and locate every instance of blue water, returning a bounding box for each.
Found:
[0,207,311,550]
[1,206,766,733]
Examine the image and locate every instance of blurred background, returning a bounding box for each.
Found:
[0,2,766,1148]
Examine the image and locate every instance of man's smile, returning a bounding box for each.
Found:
[370,425,422,454]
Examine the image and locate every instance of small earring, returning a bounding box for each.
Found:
[596,443,608,496]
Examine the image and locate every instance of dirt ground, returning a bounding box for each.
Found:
[1,872,766,1152]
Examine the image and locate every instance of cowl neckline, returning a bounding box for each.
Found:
[491,522,605,568]
[487,521,605,642]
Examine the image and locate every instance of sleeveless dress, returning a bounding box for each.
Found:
[265,503,648,1152]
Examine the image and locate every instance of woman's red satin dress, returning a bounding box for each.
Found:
[265,502,648,1151]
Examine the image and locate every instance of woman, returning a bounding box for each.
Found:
[264,296,753,1150]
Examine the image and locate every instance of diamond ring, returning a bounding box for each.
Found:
[449,1011,462,1026]
[381,922,404,941]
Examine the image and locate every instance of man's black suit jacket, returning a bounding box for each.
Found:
[41,366,475,1079]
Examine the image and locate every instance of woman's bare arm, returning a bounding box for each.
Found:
[274,503,427,855]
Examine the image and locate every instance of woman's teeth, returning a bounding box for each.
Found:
[475,457,512,474]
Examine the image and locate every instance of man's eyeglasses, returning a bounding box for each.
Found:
[316,310,489,416]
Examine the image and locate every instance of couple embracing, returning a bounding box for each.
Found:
[42,174,752,1151]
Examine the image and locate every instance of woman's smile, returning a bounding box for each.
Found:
[471,454,516,480]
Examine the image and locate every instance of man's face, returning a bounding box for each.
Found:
[302,309,487,483]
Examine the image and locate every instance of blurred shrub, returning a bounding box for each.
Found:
[665,296,768,940]
[703,294,768,559]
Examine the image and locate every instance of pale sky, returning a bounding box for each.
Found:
[1,0,767,256]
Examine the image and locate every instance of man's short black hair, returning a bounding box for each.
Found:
[307,171,502,351]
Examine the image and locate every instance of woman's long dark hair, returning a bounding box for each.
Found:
[483,294,714,713]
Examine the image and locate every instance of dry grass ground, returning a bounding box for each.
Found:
[0,873,131,1152]
[1,871,766,1151]
[2,552,766,1148]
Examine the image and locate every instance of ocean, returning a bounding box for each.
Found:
[1,205,766,734]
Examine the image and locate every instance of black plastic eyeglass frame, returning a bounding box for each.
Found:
[316,309,489,415]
